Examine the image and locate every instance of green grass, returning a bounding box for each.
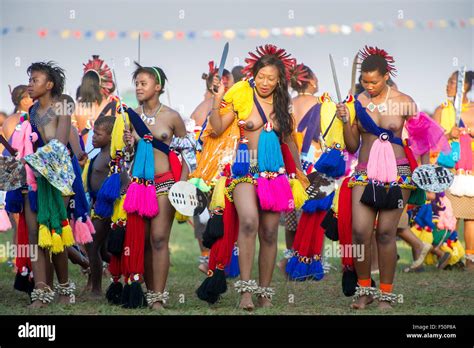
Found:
[0,222,472,315]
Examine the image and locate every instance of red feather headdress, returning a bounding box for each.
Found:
[242,44,296,81]
[289,63,311,87]
[358,45,397,77]
[83,55,114,97]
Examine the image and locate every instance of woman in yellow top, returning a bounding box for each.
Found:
[203,45,304,310]
[433,70,474,270]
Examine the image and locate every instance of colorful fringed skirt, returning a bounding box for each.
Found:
[154,171,176,197]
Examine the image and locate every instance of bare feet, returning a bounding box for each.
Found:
[437,252,452,270]
[58,294,72,305]
[257,297,273,308]
[276,258,288,278]
[465,258,474,271]
[198,262,209,274]
[28,300,48,309]
[239,292,255,311]
[410,242,431,269]
[350,295,374,310]
[378,301,393,310]
[150,302,165,310]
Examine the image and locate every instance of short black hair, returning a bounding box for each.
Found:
[452,70,474,93]
[132,62,167,95]
[360,55,389,76]
[94,116,115,135]
[232,65,245,82]
[27,61,66,98]
[10,85,28,112]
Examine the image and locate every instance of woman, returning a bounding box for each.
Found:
[336,46,442,309]
[278,64,321,274]
[73,55,115,158]
[122,63,196,309]
[197,45,305,310]
[2,85,33,145]
[434,70,474,270]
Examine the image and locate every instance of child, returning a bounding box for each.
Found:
[84,116,125,297]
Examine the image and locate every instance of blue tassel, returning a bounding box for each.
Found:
[310,259,324,281]
[97,173,121,203]
[285,255,298,276]
[258,128,284,172]
[289,260,309,281]
[94,198,114,218]
[132,140,147,179]
[232,142,250,177]
[414,204,434,229]
[224,246,240,278]
[28,190,38,213]
[449,231,458,240]
[302,191,335,213]
[70,156,91,219]
[144,141,154,181]
[5,189,23,213]
[314,148,345,178]
[437,141,460,168]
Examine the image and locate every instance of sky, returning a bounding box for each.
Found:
[0,0,473,117]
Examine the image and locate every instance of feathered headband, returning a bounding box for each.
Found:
[83,55,114,96]
[202,60,218,80]
[358,45,397,77]
[242,44,296,81]
[289,63,311,87]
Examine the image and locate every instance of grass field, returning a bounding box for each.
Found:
[0,221,472,315]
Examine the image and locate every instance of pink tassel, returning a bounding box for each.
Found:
[123,182,141,213]
[257,175,293,212]
[73,218,93,244]
[367,137,397,183]
[455,133,473,171]
[85,216,96,235]
[139,184,159,218]
[0,209,12,232]
[437,196,457,231]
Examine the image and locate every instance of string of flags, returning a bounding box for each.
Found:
[1,18,473,41]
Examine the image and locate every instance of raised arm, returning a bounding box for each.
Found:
[208,75,235,137]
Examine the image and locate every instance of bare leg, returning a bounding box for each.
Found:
[277,210,297,276]
[375,189,410,309]
[233,183,259,310]
[370,232,378,273]
[350,185,377,310]
[148,195,175,310]
[464,220,474,270]
[24,195,51,308]
[257,210,280,307]
[84,217,110,297]
[143,220,153,290]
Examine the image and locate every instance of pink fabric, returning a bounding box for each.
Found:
[405,112,450,156]
[455,133,473,171]
[367,138,397,182]
[0,209,12,232]
[437,196,457,231]
[73,218,93,244]
[123,182,142,214]
[356,157,409,171]
[256,174,294,212]
[139,184,159,218]
[11,121,37,190]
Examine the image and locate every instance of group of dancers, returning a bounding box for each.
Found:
[0,43,472,311]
